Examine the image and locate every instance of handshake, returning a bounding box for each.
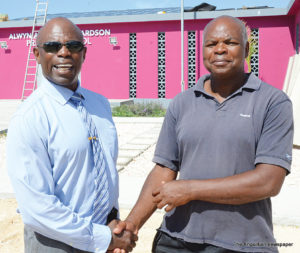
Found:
[106,178,187,252]
[107,219,139,253]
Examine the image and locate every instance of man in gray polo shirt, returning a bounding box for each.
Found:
[114,15,293,253]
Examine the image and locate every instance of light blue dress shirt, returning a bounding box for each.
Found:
[6,76,119,253]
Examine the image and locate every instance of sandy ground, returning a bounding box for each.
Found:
[0,198,165,253]
[1,130,300,252]
[0,199,24,253]
[1,194,300,253]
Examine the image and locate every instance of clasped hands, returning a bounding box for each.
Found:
[107,219,138,253]
[109,180,189,252]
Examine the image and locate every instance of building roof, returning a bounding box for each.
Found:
[14,7,184,21]
[288,0,300,14]
[0,2,295,29]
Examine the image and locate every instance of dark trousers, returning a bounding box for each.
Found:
[24,226,91,253]
[152,230,240,253]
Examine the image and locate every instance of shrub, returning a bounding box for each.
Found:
[0,131,7,138]
[112,102,166,117]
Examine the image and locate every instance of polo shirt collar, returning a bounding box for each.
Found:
[40,75,84,105]
[243,72,262,91]
[194,72,261,98]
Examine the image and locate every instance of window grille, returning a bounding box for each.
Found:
[250,28,259,77]
[188,31,196,88]
[129,33,137,98]
[158,32,166,98]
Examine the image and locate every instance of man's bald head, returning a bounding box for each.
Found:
[202,15,249,78]
[33,17,86,91]
[203,16,248,46]
[36,17,83,45]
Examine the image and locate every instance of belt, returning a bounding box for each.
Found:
[106,207,119,224]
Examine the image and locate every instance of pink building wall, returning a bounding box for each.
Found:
[0,27,32,99]
[165,30,182,97]
[79,23,129,99]
[0,14,297,99]
[135,30,158,98]
[246,16,295,89]
[259,23,295,89]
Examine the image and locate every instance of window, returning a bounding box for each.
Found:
[188,31,196,88]
[158,32,166,98]
[129,33,137,98]
[250,28,259,77]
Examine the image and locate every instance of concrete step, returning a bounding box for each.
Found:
[117,165,124,172]
[120,144,150,150]
[134,135,157,140]
[109,99,134,108]
[117,157,133,166]
[118,149,141,158]
[113,117,164,124]
[129,138,155,145]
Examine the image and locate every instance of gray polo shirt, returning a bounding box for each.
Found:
[153,73,293,253]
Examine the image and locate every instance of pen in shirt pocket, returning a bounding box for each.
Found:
[88,136,98,141]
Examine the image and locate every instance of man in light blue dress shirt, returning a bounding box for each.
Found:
[6,17,136,253]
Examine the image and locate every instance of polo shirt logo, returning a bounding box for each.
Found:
[285,154,292,161]
[240,113,251,118]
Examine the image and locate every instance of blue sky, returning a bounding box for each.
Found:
[1,0,292,20]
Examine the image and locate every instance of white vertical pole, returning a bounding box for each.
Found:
[181,0,185,92]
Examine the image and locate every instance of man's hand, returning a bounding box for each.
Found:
[152,180,191,212]
[110,219,138,253]
[107,219,138,253]
[113,219,138,235]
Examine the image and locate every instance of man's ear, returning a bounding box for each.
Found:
[82,47,87,61]
[245,41,249,59]
[33,47,41,64]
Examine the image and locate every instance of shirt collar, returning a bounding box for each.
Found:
[75,85,85,100]
[194,72,261,97]
[40,75,84,105]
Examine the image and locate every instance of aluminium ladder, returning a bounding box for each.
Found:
[21,0,48,100]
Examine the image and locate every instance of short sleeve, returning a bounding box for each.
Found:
[255,99,294,172]
[153,100,180,171]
